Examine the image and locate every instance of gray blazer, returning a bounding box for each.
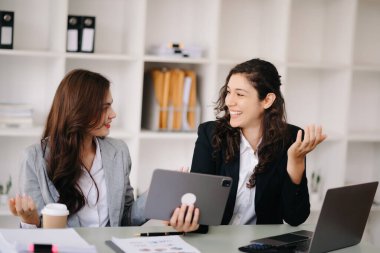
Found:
[19,137,147,227]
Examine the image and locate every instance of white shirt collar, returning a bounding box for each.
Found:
[240,131,261,155]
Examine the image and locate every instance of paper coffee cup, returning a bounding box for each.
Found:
[41,203,69,228]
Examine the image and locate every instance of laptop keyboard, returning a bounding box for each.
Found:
[238,239,312,253]
[292,239,312,253]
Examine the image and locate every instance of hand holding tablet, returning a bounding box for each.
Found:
[144,169,232,226]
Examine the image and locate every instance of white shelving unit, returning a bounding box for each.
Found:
[1,0,380,215]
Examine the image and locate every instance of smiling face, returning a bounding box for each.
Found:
[225,74,269,130]
[89,90,116,137]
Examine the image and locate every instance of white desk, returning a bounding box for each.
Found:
[75,224,380,253]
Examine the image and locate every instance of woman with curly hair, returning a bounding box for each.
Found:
[170,58,326,232]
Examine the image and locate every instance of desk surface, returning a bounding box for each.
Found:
[75,224,380,253]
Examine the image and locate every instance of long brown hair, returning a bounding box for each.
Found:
[42,69,110,214]
[213,58,289,187]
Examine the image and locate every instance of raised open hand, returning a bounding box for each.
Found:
[287,125,327,184]
[288,125,327,159]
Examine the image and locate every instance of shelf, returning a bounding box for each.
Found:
[354,0,380,65]
[0,205,11,216]
[137,138,196,193]
[353,64,380,72]
[0,127,43,137]
[66,52,136,61]
[286,61,348,70]
[68,0,145,56]
[144,0,218,59]
[345,144,380,197]
[0,126,131,139]
[218,0,289,62]
[0,49,60,58]
[144,55,210,64]
[139,131,197,140]
[348,71,380,133]
[348,132,380,142]
[287,0,356,64]
[285,68,350,135]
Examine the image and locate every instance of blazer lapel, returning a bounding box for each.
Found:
[220,149,240,224]
[98,138,123,227]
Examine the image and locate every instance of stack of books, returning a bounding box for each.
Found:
[0,103,33,128]
[142,68,200,132]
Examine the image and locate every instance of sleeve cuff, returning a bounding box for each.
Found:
[20,221,38,229]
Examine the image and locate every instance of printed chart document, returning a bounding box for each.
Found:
[111,235,200,253]
[0,228,96,253]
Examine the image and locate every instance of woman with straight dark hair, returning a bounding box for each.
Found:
[170,58,326,232]
[8,69,147,227]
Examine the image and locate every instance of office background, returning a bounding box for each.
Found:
[0,0,379,246]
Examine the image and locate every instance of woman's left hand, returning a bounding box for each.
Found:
[287,125,327,184]
[288,125,327,159]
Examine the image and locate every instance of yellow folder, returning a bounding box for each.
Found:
[169,69,185,130]
[184,70,197,129]
[160,70,171,129]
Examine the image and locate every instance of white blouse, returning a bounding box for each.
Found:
[229,133,258,225]
[77,138,109,227]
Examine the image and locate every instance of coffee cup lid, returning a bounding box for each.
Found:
[41,203,69,216]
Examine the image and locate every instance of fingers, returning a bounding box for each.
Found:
[8,198,17,216]
[288,124,327,159]
[300,124,327,153]
[182,205,195,232]
[303,125,310,148]
[175,204,187,229]
[27,196,36,211]
[15,194,23,215]
[182,206,200,232]
[295,130,302,147]
[169,207,180,228]
[169,204,200,232]
[13,194,36,217]
[300,125,315,150]
[315,125,327,145]
[190,208,200,231]
[21,194,29,212]
[309,125,316,147]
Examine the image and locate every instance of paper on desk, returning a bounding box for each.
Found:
[112,235,200,253]
[0,228,97,253]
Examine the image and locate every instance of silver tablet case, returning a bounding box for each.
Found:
[144,169,233,225]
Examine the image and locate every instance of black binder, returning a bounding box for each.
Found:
[66,15,81,52]
[80,16,95,53]
[0,11,14,49]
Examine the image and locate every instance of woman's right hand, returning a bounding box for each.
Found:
[8,194,40,226]
[169,204,200,233]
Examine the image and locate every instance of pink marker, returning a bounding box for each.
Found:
[28,244,58,253]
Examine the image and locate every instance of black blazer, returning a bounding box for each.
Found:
[191,121,310,226]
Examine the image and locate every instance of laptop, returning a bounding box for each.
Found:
[239,181,379,253]
[144,169,232,225]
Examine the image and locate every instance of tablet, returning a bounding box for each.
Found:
[144,169,232,225]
